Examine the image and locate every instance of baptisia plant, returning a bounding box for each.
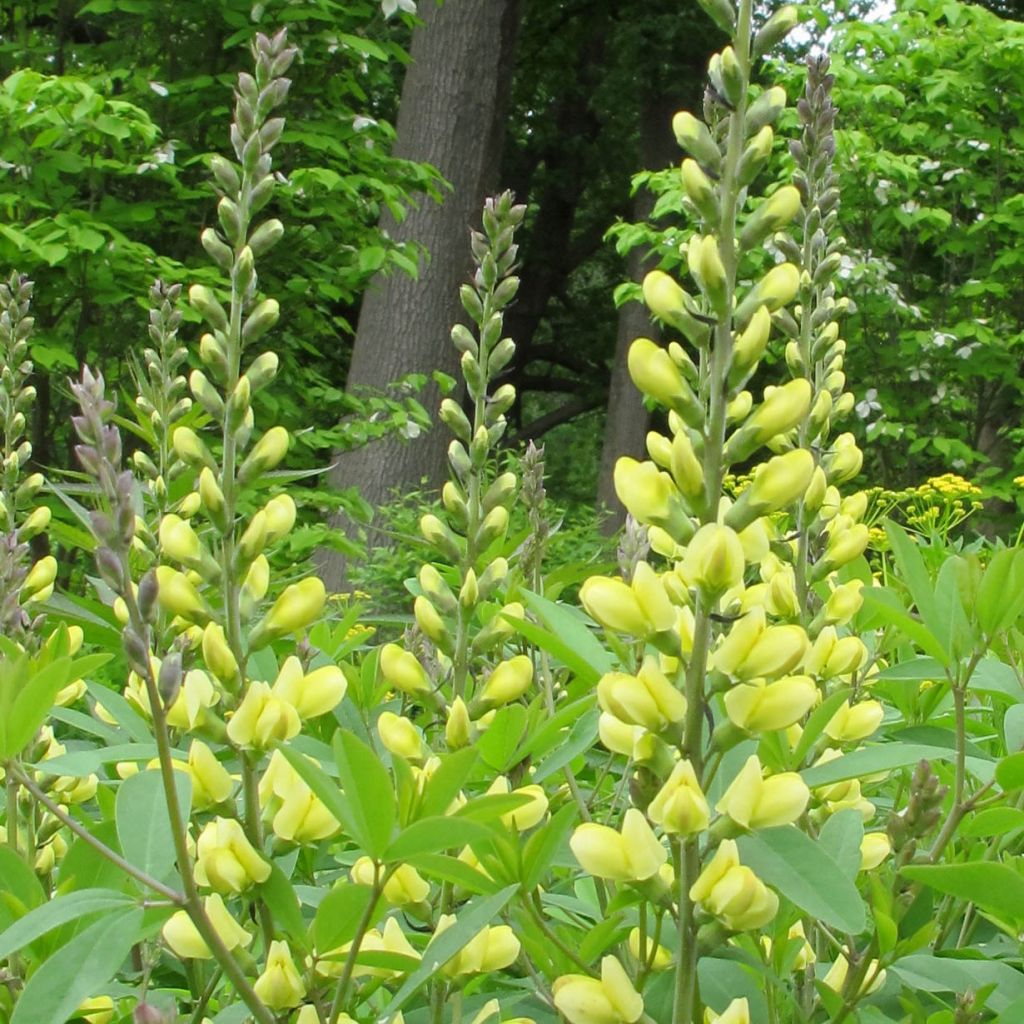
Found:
[568,4,887,1022]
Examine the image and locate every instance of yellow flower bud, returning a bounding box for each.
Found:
[580,564,674,638]
[672,110,721,170]
[434,915,521,977]
[820,521,870,571]
[860,832,891,871]
[599,713,645,757]
[239,425,290,482]
[716,755,809,829]
[628,927,672,970]
[254,940,306,1010]
[691,234,728,317]
[159,513,202,564]
[226,680,301,749]
[188,740,233,810]
[614,456,680,527]
[259,751,340,843]
[669,430,704,498]
[824,699,884,743]
[252,577,326,646]
[647,760,709,834]
[202,622,239,687]
[22,554,57,601]
[570,808,667,882]
[445,697,471,749]
[172,426,213,469]
[75,996,115,1024]
[689,839,778,931]
[824,580,864,625]
[724,674,817,733]
[378,711,424,761]
[680,523,745,596]
[641,272,687,328]
[162,893,251,959]
[380,643,430,695]
[746,448,816,515]
[627,336,700,416]
[681,159,719,222]
[736,263,799,327]
[480,655,534,705]
[351,856,430,905]
[414,595,449,645]
[823,952,886,996]
[199,467,226,524]
[553,955,644,1024]
[155,565,210,624]
[738,185,801,250]
[734,624,809,681]
[597,658,687,732]
[705,997,751,1024]
[194,817,271,893]
[732,306,772,377]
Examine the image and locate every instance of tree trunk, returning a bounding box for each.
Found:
[317,0,522,590]
[595,92,682,533]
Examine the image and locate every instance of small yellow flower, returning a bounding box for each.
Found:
[226,680,301,749]
[628,927,672,969]
[704,997,751,1024]
[253,939,306,1010]
[553,954,644,1024]
[824,699,884,743]
[194,817,271,893]
[597,658,687,732]
[351,857,430,905]
[646,760,709,835]
[689,840,778,931]
[716,755,809,830]
[435,915,521,976]
[162,893,252,959]
[724,675,817,734]
[570,808,667,882]
[860,832,891,871]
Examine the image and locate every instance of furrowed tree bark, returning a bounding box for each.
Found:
[317,0,522,590]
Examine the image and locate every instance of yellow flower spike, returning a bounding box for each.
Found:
[238,425,290,483]
[380,643,430,696]
[552,954,644,1024]
[716,755,810,829]
[570,808,667,882]
[250,577,326,648]
[479,654,534,705]
[733,624,809,681]
[628,927,672,970]
[597,658,687,733]
[824,580,864,626]
[253,939,306,1010]
[580,577,646,632]
[272,656,347,719]
[824,699,884,743]
[162,893,252,959]
[445,697,471,749]
[154,565,211,624]
[823,952,886,996]
[202,622,240,688]
[613,456,683,528]
[194,817,271,894]
[647,760,709,834]
[226,680,301,749]
[860,832,891,871]
[378,711,424,761]
[188,740,233,810]
[680,523,745,597]
[75,996,115,1024]
[704,997,751,1024]
[598,713,645,757]
[724,675,818,734]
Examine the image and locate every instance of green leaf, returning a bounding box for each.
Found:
[533,707,600,783]
[522,803,577,891]
[521,590,616,678]
[42,742,164,777]
[0,889,135,962]
[406,853,496,894]
[802,743,992,787]
[0,846,45,926]
[2,656,72,757]
[333,729,396,858]
[476,704,529,771]
[84,681,151,742]
[885,522,943,642]
[313,884,379,953]
[384,885,518,1015]
[817,809,865,880]
[861,586,949,665]
[961,807,1024,837]
[455,792,532,823]
[901,863,1024,924]
[418,747,478,819]
[256,863,307,950]
[385,816,493,862]
[891,953,1024,1013]
[11,907,142,1024]
[978,548,1024,636]
[791,687,853,766]
[115,767,191,881]
[738,826,866,933]
[501,613,603,686]
[996,752,1024,792]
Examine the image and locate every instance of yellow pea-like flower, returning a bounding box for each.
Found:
[716,755,809,829]
[479,655,534,705]
[824,580,865,626]
[580,563,674,638]
[598,713,646,758]
[380,643,430,695]
[435,915,521,976]
[188,740,233,810]
[680,523,746,596]
[487,776,549,830]
[378,711,424,762]
[253,939,306,1010]
[162,893,251,959]
[75,996,115,1024]
[226,680,301,749]
[22,554,57,602]
[570,808,667,882]
[825,699,884,743]
[263,493,297,542]
[446,696,471,749]
[271,656,347,719]
[647,760,709,835]
[860,832,891,871]
[154,566,210,624]
[202,622,239,687]
[628,336,698,410]
[552,955,644,1024]
[705,997,751,1024]
[194,817,271,894]
[689,839,779,931]
[597,658,687,733]
[628,927,672,970]
[351,856,430,905]
[823,952,886,996]
[251,577,326,647]
[724,675,818,734]
[239,425,290,481]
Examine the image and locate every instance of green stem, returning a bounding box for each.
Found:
[328,876,383,1024]
[526,891,594,973]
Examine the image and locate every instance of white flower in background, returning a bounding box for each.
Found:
[382,0,417,17]
[855,388,881,421]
